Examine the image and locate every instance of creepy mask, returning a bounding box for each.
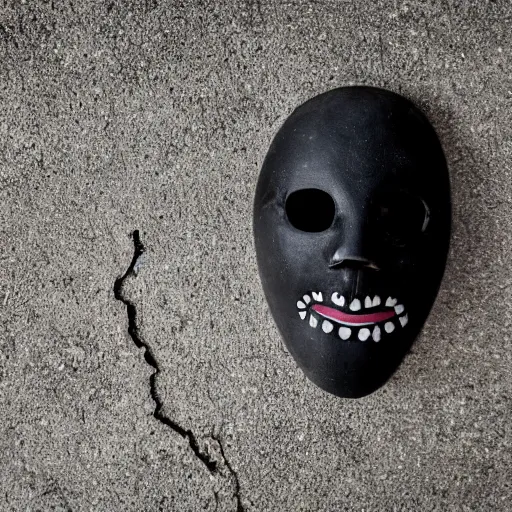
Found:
[253,87,451,398]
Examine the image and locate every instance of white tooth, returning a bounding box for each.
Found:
[299,311,307,320]
[322,320,333,333]
[338,327,351,340]
[349,299,361,311]
[312,291,323,302]
[303,294,311,304]
[373,295,381,307]
[331,292,345,307]
[385,297,397,307]
[394,304,405,315]
[297,301,306,309]
[372,325,381,342]
[399,314,408,327]
[309,315,318,328]
[385,321,395,333]
[358,328,371,341]
[364,296,372,308]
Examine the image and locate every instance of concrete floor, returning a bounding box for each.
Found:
[1,1,511,510]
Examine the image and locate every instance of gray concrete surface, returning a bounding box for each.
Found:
[1,1,512,510]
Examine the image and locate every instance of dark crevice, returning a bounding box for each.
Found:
[113,230,218,474]
[214,434,245,512]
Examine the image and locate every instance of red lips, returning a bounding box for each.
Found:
[311,304,396,325]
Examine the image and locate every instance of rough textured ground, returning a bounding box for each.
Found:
[1,1,512,510]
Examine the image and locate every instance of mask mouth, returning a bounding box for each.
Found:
[296,292,408,342]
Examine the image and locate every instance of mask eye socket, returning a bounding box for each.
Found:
[285,188,336,232]
[375,191,430,245]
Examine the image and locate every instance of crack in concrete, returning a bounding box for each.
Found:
[113,230,217,473]
[114,230,245,511]
[214,434,245,512]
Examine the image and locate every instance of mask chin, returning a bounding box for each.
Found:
[253,86,451,398]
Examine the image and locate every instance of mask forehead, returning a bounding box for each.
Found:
[261,87,445,208]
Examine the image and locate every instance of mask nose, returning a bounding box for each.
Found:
[329,244,379,271]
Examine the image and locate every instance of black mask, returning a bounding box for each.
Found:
[253,87,451,398]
